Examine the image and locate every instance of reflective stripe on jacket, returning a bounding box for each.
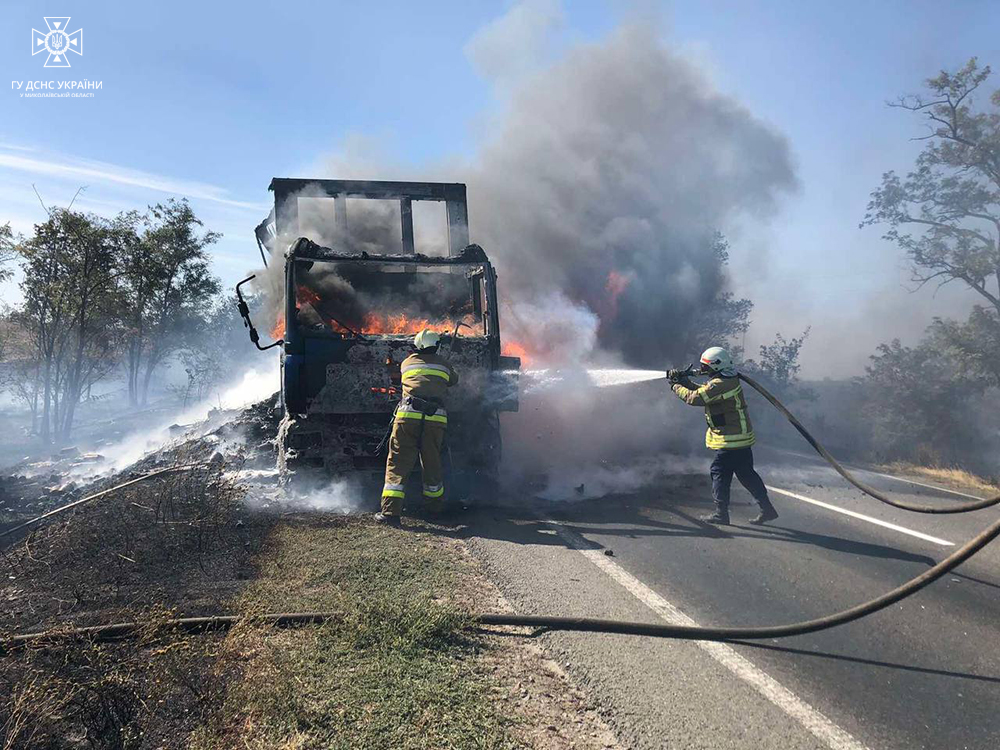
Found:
[399,351,458,402]
[395,350,458,426]
[395,396,448,425]
[671,375,755,450]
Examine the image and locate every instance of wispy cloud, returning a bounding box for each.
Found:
[0,145,267,211]
[0,141,37,153]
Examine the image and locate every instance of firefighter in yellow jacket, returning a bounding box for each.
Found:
[376,329,459,526]
[668,346,778,526]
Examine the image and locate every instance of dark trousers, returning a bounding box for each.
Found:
[710,447,773,513]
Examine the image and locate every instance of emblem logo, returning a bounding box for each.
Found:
[31,17,83,68]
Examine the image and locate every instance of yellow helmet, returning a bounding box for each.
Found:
[413,329,441,350]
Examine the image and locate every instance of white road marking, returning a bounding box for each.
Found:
[775,447,988,501]
[866,471,989,501]
[547,521,871,750]
[766,485,954,547]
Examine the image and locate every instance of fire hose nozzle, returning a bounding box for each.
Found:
[666,363,699,382]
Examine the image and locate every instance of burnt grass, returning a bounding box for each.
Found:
[0,396,280,536]
[0,449,274,749]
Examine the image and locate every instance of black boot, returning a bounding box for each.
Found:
[749,506,778,525]
[700,509,730,525]
[374,512,402,527]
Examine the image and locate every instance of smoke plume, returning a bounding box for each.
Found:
[459,12,799,486]
[463,22,797,367]
[288,14,797,369]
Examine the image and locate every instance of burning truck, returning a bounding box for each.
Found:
[238,178,520,501]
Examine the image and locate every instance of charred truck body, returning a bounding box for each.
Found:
[244,179,519,501]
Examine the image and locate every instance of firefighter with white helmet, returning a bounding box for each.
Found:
[376,329,459,526]
[667,346,778,525]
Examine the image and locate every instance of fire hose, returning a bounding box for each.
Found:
[0,464,206,543]
[4,510,998,654]
[736,371,1000,514]
[3,379,999,652]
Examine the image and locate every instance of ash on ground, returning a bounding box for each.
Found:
[0,396,284,536]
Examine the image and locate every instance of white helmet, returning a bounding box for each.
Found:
[700,346,734,374]
[413,329,441,350]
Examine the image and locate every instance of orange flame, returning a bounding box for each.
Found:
[298,286,322,305]
[278,285,531,365]
[360,312,467,336]
[501,340,530,366]
[605,270,631,318]
[290,284,476,337]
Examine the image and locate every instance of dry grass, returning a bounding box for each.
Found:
[2,461,266,633]
[879,462,1000,496]
[0,613,237,750]
[190,518,520,750]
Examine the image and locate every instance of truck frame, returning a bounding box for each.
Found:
[242,178,519,502]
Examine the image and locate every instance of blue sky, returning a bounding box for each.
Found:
[2,1,999,376]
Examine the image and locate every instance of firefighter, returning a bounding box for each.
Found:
[667,346,778,526]
[376,329,459,526]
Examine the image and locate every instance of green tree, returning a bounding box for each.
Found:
[17,210,123,442]
[0,222,15,283]
[928,307,1000,386]
[116,210,153,406]
[861,339,983,465]
[122,199,221,406]
[743,329,811,390]
[688,233,754,354]
[0,223,19,363]
[862,58,1000,382]
[18,213,77,443]
[0,311,41,433]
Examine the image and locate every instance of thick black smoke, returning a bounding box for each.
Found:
[465,24,797,367]
[296,20,797,368]
[291,21,796,367]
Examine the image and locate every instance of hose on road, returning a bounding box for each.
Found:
[482,510,1000,639]
[3,384,999,651]
[4,508,998,652]
[737,372,1000,514]
[492,371,1000,638]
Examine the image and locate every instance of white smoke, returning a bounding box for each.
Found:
[76,357,280,475]
[238,474,368,514]
[501,292,599,366]
[537,453,706,501]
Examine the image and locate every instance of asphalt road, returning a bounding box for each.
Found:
[463,447,1000,749]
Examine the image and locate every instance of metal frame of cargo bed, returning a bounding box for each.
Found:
[269,178,471,257]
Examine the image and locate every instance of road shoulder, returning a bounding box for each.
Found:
[465,507,846,750]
